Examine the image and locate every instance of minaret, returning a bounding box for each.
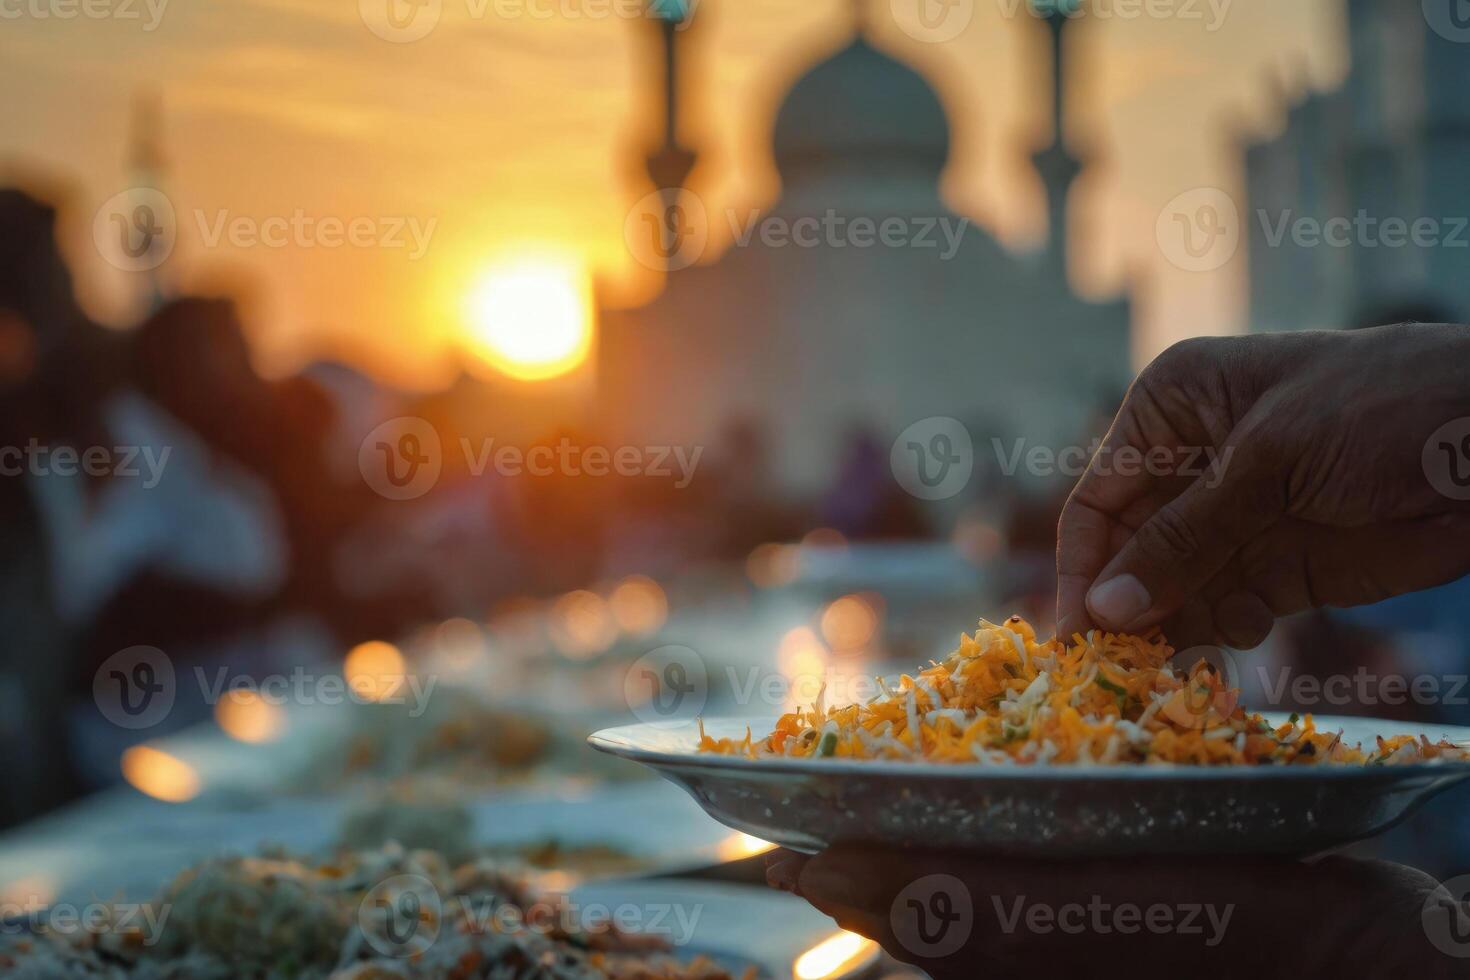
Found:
[642,1,697,199]
[127,89,170,313]
[1030,2,1082,269]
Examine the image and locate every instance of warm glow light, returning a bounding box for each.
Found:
[716,832,776,861]
[464,259,593,381]
[793,931,877,980]
[550,590,617,659]
[608,575,668,636]
[820,594,879,652]
[122,746,201,803]
[952,511,1004,564]
[344,640,407,702]
[0,874,56,910]
[746,542,801,589]
[801,528,848,550]
[778,626,828,678]
[215,690,286,744]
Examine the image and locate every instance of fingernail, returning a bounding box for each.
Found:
[1087,575,1152,628]
[766,853,805,893]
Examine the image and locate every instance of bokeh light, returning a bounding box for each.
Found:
[344,640,407,702]
[820,594,879,652]
[215,690,286,744]
[608,575,668,636]
[793,931,877,980]
[121,746,201,803]
[745,542,800,589]
[550,590,617,659]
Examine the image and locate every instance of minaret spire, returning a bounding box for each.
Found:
[1030,1,1083,269]
[643,1,697,196]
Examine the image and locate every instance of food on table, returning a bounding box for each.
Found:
[338,797,647,881]
[700,616,1470,767]
[298,689,643,797]
[489,840,647,881]
[0,844,747,980]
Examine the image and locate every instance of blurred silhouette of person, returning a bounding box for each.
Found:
[819,425,925,541]
[68,297,288,679]
[706,417,805,559]
[0,189,129,822]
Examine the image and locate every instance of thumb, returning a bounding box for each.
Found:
[1085,447,1281,633]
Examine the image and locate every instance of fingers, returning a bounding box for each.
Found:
[1083,443,1284,633]
[765,849,809,894]
[1057,468,1180,638]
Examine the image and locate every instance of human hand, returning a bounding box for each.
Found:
[767,846,1466,978]
[1056,322,1470,648]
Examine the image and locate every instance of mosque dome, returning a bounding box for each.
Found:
[772,37,951,183]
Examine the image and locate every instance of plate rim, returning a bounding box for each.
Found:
[589,713,1470,782]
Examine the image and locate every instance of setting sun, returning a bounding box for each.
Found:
[464,260,594,382]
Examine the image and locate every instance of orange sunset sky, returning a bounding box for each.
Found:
[1,0,1341,389]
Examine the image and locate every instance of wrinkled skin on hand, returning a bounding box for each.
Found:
[1056,322,1470,649]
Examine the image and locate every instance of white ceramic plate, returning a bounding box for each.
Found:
[589,714,1470,857]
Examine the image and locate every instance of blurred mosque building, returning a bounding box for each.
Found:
[1245,0,1470,331]
[597,4,1132,500]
